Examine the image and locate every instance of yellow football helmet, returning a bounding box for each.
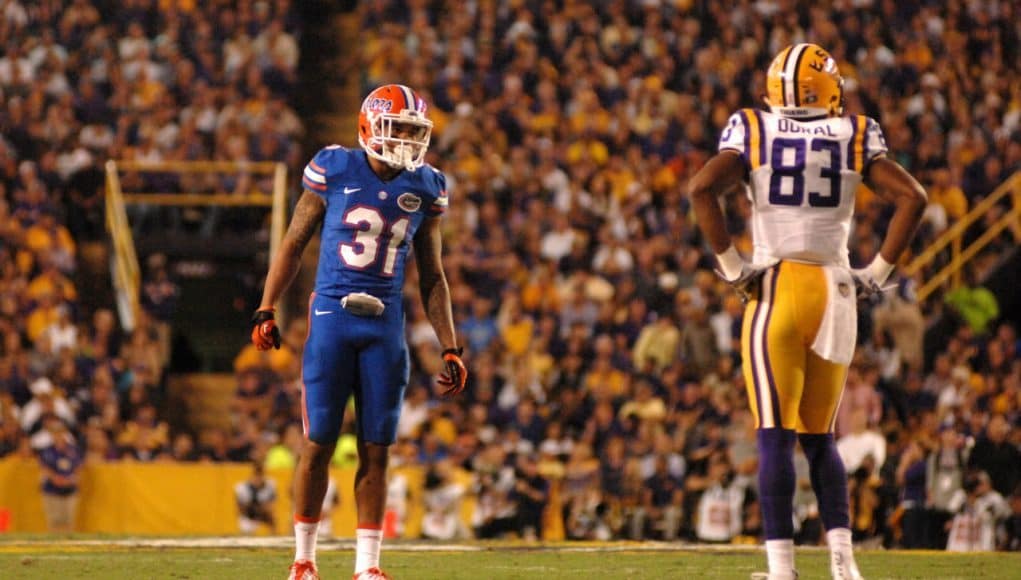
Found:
[765,43,844,118]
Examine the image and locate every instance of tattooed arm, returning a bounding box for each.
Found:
[413,216,457,350]
[258,190,326,310]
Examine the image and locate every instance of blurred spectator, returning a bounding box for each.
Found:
[895,440,928,549]
[694,457,751,543]
[837,410,887,477]
[22,377,74,438]
[512,455,549,541]
[848,460,882,542]
[945,268,1000,335]
[140,253,178,365]
[37,415,82,532]
[397,387,430,440]
[318,478,339,540]
[1006,491,1021,552]
[421,460,467,540]
[169,432,198,462]
[565,484,612,541]
[946,471,1011,552]
[235,462,276,535]
[632,311,680,373]
[968,414,1021,497]
[265,423,303,471]
[384,470,410,539]
[635,455,684,541]
[927,425,970,549]
[472,443,517,539]
[835,365,883,436]
[233,369,272,425]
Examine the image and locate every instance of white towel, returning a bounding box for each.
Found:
[810,266,858,365]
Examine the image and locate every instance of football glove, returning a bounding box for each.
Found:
[250,308,281,350]
[716,263,769,304]
[437,347,467,397]
[851,256,895,302]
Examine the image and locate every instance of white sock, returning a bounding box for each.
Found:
[827,528,858,572]
[294,517,320,564]
[355,526,383,574]
[765,539,796,579]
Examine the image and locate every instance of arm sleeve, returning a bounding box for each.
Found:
[718,111,749,161]
[301,145,349,194]
[863,117,888,164]
[428,168,449,216]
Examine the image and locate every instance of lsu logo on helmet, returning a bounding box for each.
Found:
[765,43,844,119]
[358,84,432,171]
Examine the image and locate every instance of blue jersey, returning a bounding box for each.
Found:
[302,146,448,301]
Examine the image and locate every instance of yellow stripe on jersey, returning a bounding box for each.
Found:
[853,115,867,173]
[744,108,763,169]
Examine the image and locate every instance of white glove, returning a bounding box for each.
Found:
[851,256,894,300]
[714,246,768,303]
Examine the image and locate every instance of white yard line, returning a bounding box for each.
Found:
[1,537,834,553]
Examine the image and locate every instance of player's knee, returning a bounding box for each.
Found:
[797,432,835,460]
[305,411,342,447]
[359,442,389,469]
[302,431,338,460]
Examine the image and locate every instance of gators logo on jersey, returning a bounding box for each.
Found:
[397,192,422,213]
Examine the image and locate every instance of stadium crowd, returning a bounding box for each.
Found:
[0,0,304,528]
[1,0,1020,551]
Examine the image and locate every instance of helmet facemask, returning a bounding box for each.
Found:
[360,110,433,171]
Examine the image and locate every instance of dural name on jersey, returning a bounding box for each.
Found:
[302,145,448,301]
[719,109,887,268]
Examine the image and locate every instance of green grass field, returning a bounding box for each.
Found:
[1,539,1019,579]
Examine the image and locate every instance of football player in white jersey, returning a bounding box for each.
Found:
[690,43,927,580]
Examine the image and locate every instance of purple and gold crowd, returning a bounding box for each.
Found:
[0,0,304,530]
[1,0,1020,549]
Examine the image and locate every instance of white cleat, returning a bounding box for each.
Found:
[831,552,864,580]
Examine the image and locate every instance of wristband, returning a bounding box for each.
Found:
[715,245,744,281]
[867,255,895,286]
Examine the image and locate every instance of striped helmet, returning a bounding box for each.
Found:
[358,84,432,171]
[765,43,844,119]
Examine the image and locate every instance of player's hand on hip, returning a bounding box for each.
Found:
[716,263,768,304]
[437,347,467,397]
[850,268,885,301]
[250,308,281,350]
[851,256,895,302]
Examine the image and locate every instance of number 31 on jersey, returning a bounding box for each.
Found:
[339,206,409,277]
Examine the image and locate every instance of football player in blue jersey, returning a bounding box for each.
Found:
[251,84,467,580]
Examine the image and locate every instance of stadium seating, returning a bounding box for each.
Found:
[0,0,1019,551]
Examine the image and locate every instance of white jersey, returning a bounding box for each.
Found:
[718,109,888,267]
[695,483,745,542]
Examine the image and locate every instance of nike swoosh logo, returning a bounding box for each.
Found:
[343,187,361,194]
[314,309,334,316]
